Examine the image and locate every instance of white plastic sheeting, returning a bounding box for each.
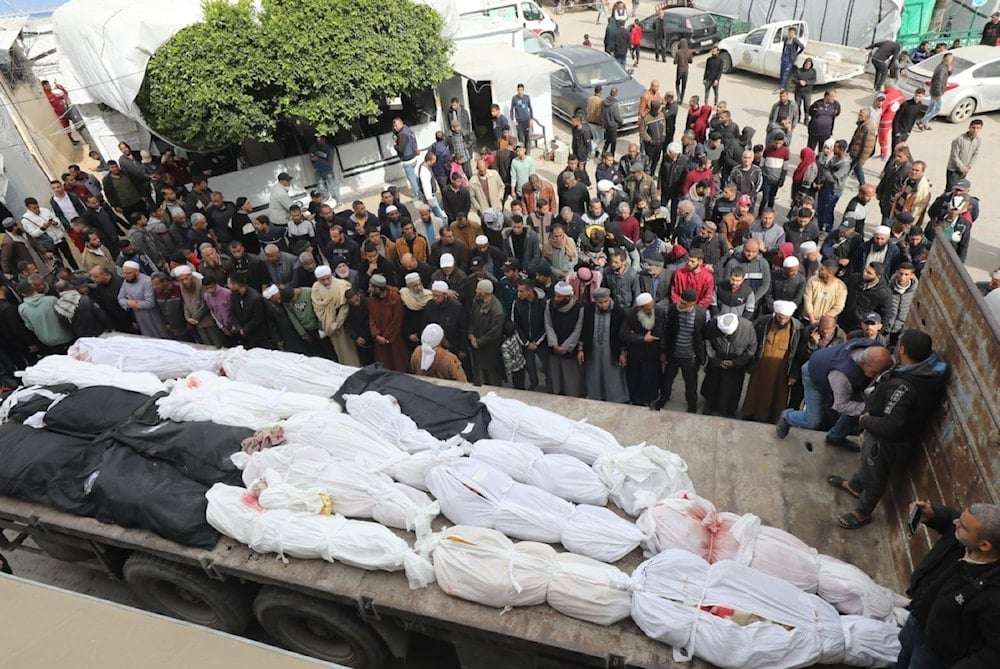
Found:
[156,371,336,429]
[631,550,901,669]
[425,459,642,562]
[220,347,355,398]
[482,393,622,465]
[636,492,909,621]
[421,525,633,625]
[68,336,224,380]
[592,444,694,516]
[693,0,903,48]
[17,356,167,396]
[236,445,439,538]
[344,391,456,453]
[469,439,608,505]
[205,483,435,588]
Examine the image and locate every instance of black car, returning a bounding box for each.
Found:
[638,7,718,55]
[537,46,646,129]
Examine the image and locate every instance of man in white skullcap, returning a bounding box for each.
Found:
[544,281,585,397]
[430,251,467,300]
[410,322,467,382]
[176,261,228,347]
[422,279,471,377]
[117,260,170,339]
[620,291,665,405]
[768,254,806,314]
[742,300,803,422]
[311,264,360,366]
[850,223,901,279]
[401,271,433,346]
[469,277,505,385]
[702,311,757,417]
[799,240,821,278]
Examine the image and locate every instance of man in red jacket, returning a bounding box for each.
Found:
[670,248,714,308]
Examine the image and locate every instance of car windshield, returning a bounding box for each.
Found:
[574,59,629,87]
[916,53,975,75]
[689,14,713,29]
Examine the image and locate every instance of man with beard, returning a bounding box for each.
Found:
[228,240,269,291]
[891,160,932,226]
[367,274,409,372]
[544,281,585,397]
[400,272,433,351]
[579,286,628,403]
[701,312,757,418]
[1,217,53,278]
[891,500,1000,668]
[652,288,707,413]
[742,301,802,423]
[468,279,505,386]
[118,261,169,339]
[620,292,665,406]
[311,265,359,366]
[412,323,466,381]
[830,330,948,530]
[344,288,374,365]
[175,264,226,347]
[658,142,688,224]
[88,265,135,332]
[821,221,862,277]
[502,215,541,272]
[850,225,901,278]
[228,272,272,348]
[423,280,470,376]
[841,261,892,332]
[723,239,771,307]
[269,283,328,357]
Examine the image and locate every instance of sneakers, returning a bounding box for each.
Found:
[775,417,790,439]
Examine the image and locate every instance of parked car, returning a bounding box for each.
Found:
[638,7,718,55]
[716,20,867,85]
[522,27,550,52]
[537,46,646,130]
[898,45,1000,123]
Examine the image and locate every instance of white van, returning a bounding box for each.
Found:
[455,0,559,45]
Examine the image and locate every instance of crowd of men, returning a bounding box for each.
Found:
[0,39,998,666]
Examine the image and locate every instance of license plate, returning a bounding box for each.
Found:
[700,39,712,46]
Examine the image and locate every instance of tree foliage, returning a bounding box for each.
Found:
[141,0,452,150]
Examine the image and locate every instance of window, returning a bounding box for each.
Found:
[551,69,572,87]
[573,59,629,87]
[973,60,1000,78]
[328,88,437,146]
[744,29,765,47]
[521,2,542,21]
[485,5,516,20]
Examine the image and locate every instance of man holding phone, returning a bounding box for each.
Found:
[895,500,1000,668]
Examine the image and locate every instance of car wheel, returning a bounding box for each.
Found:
[719,51,733,74]
[948,97,976,123]
[669,40,680,57]
[540,31,555,46]
[554,2,565,15]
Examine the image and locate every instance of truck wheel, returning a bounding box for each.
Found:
[122,553,253,634]
[949,97,976,123]
[540,31,555,46]
[669,40,680,56]
[719,51,733,74]
[253,587,389,669]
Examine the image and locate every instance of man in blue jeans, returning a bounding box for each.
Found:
[392,117,421,200]
[775,338,892,449]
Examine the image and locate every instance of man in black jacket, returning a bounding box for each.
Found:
[511,278,547,391]
[830,329,949,529]
[423,280,470,376]
[652,288,707,413]
[896,500,1000,668]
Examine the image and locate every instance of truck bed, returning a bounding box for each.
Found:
[0,387,902,668]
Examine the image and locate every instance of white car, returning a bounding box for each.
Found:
[899,45,1000,123]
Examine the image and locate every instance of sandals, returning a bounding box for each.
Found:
[837,512,871,530]
[826,475,860,499]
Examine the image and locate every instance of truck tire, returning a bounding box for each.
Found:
[540,31,555,46]
[253,587,389,669]
[719,51,733,74]
[122,553,253,634]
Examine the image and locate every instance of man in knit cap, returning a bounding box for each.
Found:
[468,278,505,386]
[368,273,409,371]
[545,281,585,397]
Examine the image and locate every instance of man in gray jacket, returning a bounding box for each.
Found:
[817,139,851,233]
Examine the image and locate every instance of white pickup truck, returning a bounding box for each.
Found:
[716,20,867,85]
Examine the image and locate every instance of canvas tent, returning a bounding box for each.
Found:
[693,0,904,48]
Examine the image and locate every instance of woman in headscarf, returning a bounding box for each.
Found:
[411,323,466,381]
[791,146,817,206]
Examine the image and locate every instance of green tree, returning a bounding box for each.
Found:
[140,0,452,150]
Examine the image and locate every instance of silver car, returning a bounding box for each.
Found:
[898,45,1000,123]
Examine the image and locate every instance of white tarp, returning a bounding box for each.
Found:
[694,0,904,48]
[51,0,461,119]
